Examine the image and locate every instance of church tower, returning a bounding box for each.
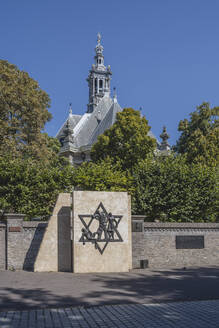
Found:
[56,33,160,165]
[87,33,112,113]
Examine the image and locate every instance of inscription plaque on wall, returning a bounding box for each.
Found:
[9,226,21,232]
[176,235,204,249]
[132,222,143,232]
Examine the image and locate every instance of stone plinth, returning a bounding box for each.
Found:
[72,191,132,273]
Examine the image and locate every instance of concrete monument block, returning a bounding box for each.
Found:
[72,191,132,273]
[34,193,72,272]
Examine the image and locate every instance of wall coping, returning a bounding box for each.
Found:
[23,221,48,228]
[4,213,25,220]
[143,222,219,229]
[132,215,145,220]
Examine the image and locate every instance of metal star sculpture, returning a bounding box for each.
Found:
[79,202,123,254]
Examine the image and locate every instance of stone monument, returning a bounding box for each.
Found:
[73,191,132,273]
[34,191,132,273]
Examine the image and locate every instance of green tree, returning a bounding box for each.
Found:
[0,154,131,219]
[0,60,51,160]
[132,155,218,222]
[0,154,74,219]
[175,102,219,167]
[72,158,132,192]
[91,108,156,171]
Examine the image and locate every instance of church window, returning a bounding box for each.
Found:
[99,79,103,90]
[99,59,101,64]
[95,78,97,92]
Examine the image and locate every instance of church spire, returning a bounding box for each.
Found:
[69,103,72,116]
[94,33,104,69]
[87,33,112,113]
[160,126,170,151]
[95,33,103,57]
[113,87,117,103]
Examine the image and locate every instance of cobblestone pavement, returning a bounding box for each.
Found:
[0,300,219,328]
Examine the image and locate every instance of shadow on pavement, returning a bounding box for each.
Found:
[0,266,219,311]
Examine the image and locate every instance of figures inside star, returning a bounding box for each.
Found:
[81,210,118,244]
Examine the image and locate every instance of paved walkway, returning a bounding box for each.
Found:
[0,300,218,327]
[1,267,219,312]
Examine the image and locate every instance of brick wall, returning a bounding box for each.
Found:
[23,221,47,270]
[0,215,47,271]
[0,221,6,270]
[1,214,219,272]
[132,216,219,269]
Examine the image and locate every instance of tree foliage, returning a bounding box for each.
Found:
[91,108,156,171]
[0,154,74,219]
[1,61,218,222]
[0,60,51,160]
[0,155,131,219]
[72,158,132,192]
[132,155,218,222]
[175,102,219,167]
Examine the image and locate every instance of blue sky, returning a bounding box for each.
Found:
[1,0,219,145]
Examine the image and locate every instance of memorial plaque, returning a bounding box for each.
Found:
[176,235,204,249]
[9,226,21,232]
[132,222,143,232]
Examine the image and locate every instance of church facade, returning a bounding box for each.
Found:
[56,34,169,165]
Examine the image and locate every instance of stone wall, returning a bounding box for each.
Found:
[0,221,6,270]
[0,215,47,271]
[132,216,219,269]
[1,211,219,272]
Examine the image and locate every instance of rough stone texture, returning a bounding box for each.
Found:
[2,204,219,272]
[0,215,47,271]
[7,214,25,270]
[22,222,47,271]
[132,219,219,269]
[34,193,72,272]
[73,191,132,273]
[0,221,6,270]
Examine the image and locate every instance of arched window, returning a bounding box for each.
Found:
[99,79,103,90]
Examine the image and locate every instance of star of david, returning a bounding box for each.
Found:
[78,202,123,254]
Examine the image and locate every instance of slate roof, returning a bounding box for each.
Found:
[56,114,82,139]
[88,100,122,145]
[73,96,117,148]
[56,96,160,152]
[148,130,161,146]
